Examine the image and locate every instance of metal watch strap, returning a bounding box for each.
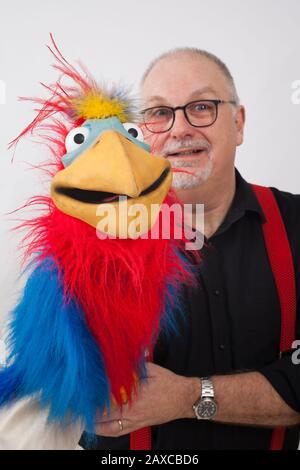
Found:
[192,376,217,420]
[201,377,214,398]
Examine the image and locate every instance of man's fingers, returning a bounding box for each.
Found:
[95,403,130,424]
[95,419,128,437]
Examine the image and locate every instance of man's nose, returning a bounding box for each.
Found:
[169,109,197,139]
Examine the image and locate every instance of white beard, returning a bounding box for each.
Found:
[160,138,213,190]
[170,157,213,189]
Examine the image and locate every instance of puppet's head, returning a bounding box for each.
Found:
[12,34,172,238]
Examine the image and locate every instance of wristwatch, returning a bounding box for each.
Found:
[192,377,218,420]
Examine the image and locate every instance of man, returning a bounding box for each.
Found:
[1,48,299,451]
[89,48,300,450]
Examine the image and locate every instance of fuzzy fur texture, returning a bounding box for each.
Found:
[0,205,195,427]
[15,198,194,407]
[1,257,110,431]
[1,36,199,427]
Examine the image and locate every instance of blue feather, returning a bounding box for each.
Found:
[0,257,110,432]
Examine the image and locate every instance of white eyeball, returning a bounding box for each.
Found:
[65,126,90,153]
[123,123,144,142]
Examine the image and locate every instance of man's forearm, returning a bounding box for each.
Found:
[94,364,300,437]
[186,371,300,427]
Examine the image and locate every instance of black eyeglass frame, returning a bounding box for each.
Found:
[141,99,237,133]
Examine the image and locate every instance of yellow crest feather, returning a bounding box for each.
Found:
[72,92,127,122]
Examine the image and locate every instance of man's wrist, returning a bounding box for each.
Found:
[183,377,202,419]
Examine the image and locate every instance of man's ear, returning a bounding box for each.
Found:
[235,105,246,146]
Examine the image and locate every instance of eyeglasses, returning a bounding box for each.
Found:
[141,99,237,134]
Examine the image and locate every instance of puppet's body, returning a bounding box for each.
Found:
[0,38,195,433]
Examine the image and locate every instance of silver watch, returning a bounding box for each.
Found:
[192,377,218,420]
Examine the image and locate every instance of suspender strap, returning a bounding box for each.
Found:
[130,427,152,450]
[252,184,297,450]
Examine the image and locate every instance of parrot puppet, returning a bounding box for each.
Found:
[0,36,196,435]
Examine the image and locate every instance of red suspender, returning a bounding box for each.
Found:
[130,185,297,451]
[130,351,153,450]
[252,185,297,450]
[130,427,152,450]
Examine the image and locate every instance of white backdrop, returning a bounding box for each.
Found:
[0,0,300,325]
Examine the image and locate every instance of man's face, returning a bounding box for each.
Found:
[141,54,245,190]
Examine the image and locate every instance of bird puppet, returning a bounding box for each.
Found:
[0,37,196,436]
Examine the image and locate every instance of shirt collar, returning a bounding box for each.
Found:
[212,168,265,238]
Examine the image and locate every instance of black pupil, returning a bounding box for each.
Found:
[128,127,138,138]
[74,133,85,144]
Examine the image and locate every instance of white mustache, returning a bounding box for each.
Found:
[162,138,211,156]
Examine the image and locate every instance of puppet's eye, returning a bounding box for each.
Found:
[65,126,90,153]
[123,123,144,142]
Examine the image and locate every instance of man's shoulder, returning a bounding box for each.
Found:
[268,186,300,252]
[269,186,300,218]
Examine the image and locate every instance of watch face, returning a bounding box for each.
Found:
[196,399,217,419]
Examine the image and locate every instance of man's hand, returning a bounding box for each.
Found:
[94,363,200,437]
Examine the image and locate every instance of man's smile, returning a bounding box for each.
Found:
[167,147,208,158]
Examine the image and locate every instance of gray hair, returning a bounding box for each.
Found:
[141,47,240,105]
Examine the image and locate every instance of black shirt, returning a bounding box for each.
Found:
[81,169,300,450]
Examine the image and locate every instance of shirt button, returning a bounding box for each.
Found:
[219,344,225,351]
[214,289,220,296]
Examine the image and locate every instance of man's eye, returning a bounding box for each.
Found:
[148,108,172,119]
[155,108,171,116]
[155,108,167,115]
[190,102,215,113]
[194,103,210,111]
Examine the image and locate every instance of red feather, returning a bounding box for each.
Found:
[17,196,195,403]
[10,36,199,404]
